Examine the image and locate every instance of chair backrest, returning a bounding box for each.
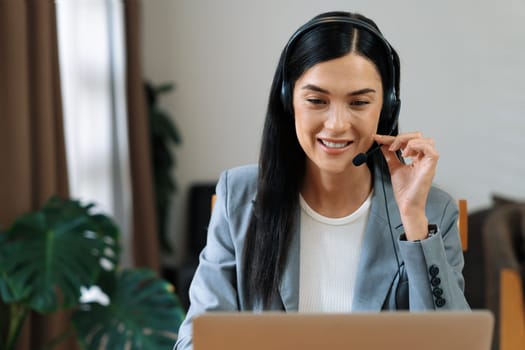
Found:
[481,203,525,349]
[499,268,525,350]
[211,194,216,212]
[458,199,468,251]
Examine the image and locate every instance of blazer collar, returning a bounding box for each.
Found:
[351,174,403,311]
[278,166,403,312]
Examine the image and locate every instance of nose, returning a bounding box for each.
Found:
[324,105,350,132]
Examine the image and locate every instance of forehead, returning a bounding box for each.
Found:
[296,53,382,90]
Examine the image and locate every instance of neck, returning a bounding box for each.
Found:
[301,162,373,218]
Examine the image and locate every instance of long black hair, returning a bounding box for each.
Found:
[242,11,401,307]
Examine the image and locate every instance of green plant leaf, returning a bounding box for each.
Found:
[151,109,181,145]
[0,197,120,313]
[154,82,174,95]
[0,231,13,302]
[73,269,185,350]
[146,80,182,254]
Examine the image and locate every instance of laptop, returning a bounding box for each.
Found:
[193,311,494,350]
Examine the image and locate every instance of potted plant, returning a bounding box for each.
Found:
[0,196,185,350]
[145,81,182,255]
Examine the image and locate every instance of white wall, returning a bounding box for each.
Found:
[142,0,525,265]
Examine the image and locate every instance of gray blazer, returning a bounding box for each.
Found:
[174,164,470,350]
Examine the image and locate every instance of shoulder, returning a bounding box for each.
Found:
[216,164,258,210]
[221,164,258,184]
[427,185,455,208]
[426,185,458,224]
[219,164,258,192]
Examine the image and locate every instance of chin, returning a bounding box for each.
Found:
[317,162,355,175]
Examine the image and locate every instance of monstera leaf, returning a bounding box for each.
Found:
[0,232,14,301]
[0,197,120,313]
[72,269,185,350]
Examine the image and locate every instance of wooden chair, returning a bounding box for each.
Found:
[211,194,217,212]
[458,199,468,251]
[499,268,525,350]
[482,204,525,350]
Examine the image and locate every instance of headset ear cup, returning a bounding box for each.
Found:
[378,98,400,135]
[389,99,401,134]
[281,81,292,114]
[280,83,288,111]
[378,111,391,135]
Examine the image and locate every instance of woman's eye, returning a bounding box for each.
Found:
[350,100,370,106]
[306,98,326,105]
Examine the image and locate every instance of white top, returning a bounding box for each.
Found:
[298,192,372,313]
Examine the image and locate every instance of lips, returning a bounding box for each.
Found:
[319,139,352,149]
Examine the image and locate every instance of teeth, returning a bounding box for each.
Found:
[321,140,349,148]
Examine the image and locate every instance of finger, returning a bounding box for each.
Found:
[374,132,423,152]
[379,145,404,172]
[373,133,396,145]
[389,132,424,152]
[402,138,439,160]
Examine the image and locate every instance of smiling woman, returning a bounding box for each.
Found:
[173,11,470,350]
[293,53,384,191]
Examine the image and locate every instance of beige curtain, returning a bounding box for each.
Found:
[0,1,78,349]
[124,0,161,273]
[0,0,161,348]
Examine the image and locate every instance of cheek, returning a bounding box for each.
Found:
[367,106,383,133]
[371,117,381,133]
[294,108,316,134]
[354,111,381,136]
[294,114,319,151]
[294,116,310,143]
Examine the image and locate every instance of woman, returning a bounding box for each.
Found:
[174,11,470,350]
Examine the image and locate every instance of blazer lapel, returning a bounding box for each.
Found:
[352,172,404,311]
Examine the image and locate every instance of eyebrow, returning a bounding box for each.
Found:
[301,84,376,96]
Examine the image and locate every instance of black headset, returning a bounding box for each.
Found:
[279,15,401,135]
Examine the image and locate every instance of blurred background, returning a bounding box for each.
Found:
[141,0,525,266]
[1,1,524,349]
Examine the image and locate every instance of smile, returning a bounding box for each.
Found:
[319,139,351,149]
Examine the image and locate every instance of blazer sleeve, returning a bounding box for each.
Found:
[173,170,240,350]
[397,194,471,311]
